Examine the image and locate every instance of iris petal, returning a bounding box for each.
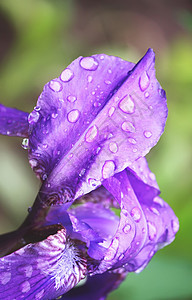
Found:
[0,228,87,300]
[61,271,126,300]
[0,104,29,137]
[29,49,168,207]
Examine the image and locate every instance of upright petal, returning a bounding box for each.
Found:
[29,49,168,207]
[0,228,87,300]
[0,104,29,137]
[95,166,178,274]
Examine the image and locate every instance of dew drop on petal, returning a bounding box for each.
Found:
[85,125,98,142]
[130,207,141,222]
[102,160,115,179]
[108,106,115,117]
[88,178,98,187]
[149,250,155,258]
[111,237,119,251]
[67,95,77,103]
[21,281,31,293]
[28,111,39,124]
[0,272,11,285]
[144,131,152,138]
[149,172,156,181]
[139,71,150,91]
[119,254,125,260]
[60,68,74,82]
[144,91,150,98]
[34,105,41,111]
[132,148,138,153]
[35,289,45,299]
[51,112,58,119]
[22,138,29,149]
[150,207,159,215]
[122,121,135,132]
[104,249,116,261]
[104,80,112,85]
[80,57,99,71]
[147,222,157,240]
[119,94,135,114]
[122,208,128,217]
[123,224,131,233]
[29,159,38,168]
[171,219,179,233]
[87,75,93,83]
[153,196,164,207]
[67,109,80,123]
[128,137,136,144]
[49,80,62,92]
[109,142,118,153]
[159,88,166,98]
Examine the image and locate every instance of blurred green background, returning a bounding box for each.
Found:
[0,0,191,299]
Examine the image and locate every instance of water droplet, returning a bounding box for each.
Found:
[22,138,29,149]
[60,68,74,82]
[111,237,119,250]
[153,196,164,207]
[123,224,131,233]
[119,94,135,114]
[87,75,93,83]
[132,148,138,153]
[49,80,62,92]
[114,96,120,102]
[105,80,112,85]
[150,207,159,215]
[100,55,104,60]
[67,95,77,103]
[122,208,128,217]
[108,106,115,117]
[80,57,99,71]
[79,168,86,177]
[29,159,38,168]
[149,250,155,258]
[159,88,166,98]
[149,172,156,181]
[144,131,152,138]
[67,109,80,123]
[34,105,41,111]
[28,111,39,124]
[128,137,136,144]
[92,91,96,95]
[42,174,47,181]
[144,91,150,98]
[0,272,11,285]
[147,222,157,240]
[109,142,118,153]
[88,178,98,187]
[119,253,124,260]
[171,219,179,233]
[102,160,115,179]
[104,249,116,261]
[85,125,98,142]
[139,71,150,91]
[51,112,58,119]
[121,121,135,132]
[130,207,141,222]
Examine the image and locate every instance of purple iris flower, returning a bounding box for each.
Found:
[0,49,179,300]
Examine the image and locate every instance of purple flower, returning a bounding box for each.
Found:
[0,49,179,299]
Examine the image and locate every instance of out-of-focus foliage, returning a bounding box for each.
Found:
[0,0,192,299]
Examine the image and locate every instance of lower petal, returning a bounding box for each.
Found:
[61,270,127,300]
